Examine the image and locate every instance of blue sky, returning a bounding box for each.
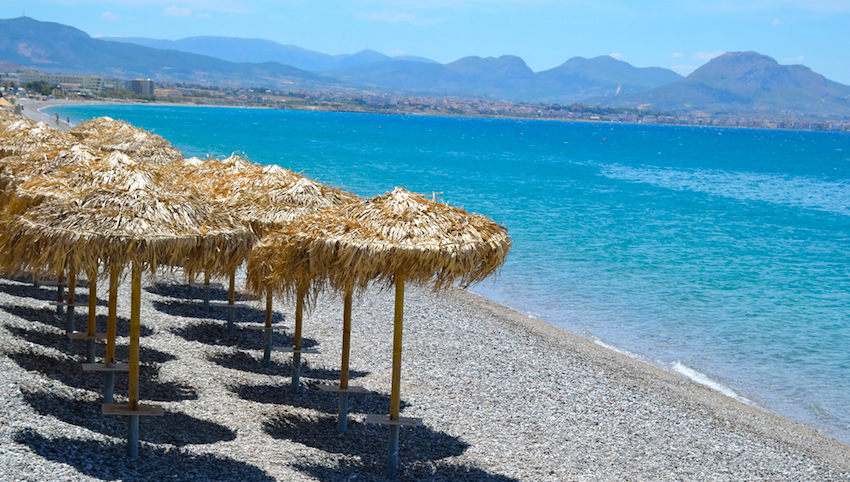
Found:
[3,0,849,83]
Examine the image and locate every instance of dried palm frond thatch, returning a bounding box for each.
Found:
[0,120,76,159]
[4,150,155,216]
[247,186,510,299]
[172,154,360,237]
[0,107,27,127]
[70,117,183,167]
[0,169,253,281]
[245,187,511,469]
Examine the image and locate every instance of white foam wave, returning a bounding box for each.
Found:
[593,338,754,406]
[673,362,752,405]
[594,163,850,216]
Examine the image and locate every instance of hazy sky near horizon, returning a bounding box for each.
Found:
[3,0,849,83]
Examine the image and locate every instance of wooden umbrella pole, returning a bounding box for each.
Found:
[56,268,65,317]
[203,270,211,314]
[104,265,119,404]
[128,262,141,409]
[226,270,236,332]
[262,289,273,367]
[127,261,142,458]
[387,271,405,478]
[65,268,76,334]
[291,285,305,394]
[86,264,97,363]
[338,288,353,432]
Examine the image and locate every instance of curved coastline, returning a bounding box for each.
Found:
[5,100,849,479]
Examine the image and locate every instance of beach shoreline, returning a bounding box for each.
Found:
[0,266,848,481]
[9,100,850,460]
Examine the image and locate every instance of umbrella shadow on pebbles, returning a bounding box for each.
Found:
[1,305,154,338]
[0,303,66,328]
[0,279,70,303]
[234,382,402,415]
[295,461,521,482]
[146,281,231,301]
[209,352,362,380]
[151,298,267,321]
[208,351,294,375]
[14,429,273,482]
[3,314,156,352]
[21,388,236,446]
[263,411,468,464]
[169,320,316,351]
[7,350,195,401]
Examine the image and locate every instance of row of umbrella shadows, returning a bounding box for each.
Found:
[0,109,511,477]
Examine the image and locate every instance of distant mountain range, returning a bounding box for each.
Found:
[2,16,849,117]
[105,36,438,71]
[608,52,850,116]
[0,17,341,90]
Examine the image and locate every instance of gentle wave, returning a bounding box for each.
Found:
[672,362,753,405]
[591,162,850,216]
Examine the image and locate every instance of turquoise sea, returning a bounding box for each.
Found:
[46,104,850,445]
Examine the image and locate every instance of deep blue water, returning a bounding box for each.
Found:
[46,104,850,445]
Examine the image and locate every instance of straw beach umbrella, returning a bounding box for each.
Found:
[172,155,359,332]
[247,187,511,476]
[0,120,76,159]
[0,127,100,322]
[0,154,253,458]
[335,187,510,477]
[70,117,183,167]
[246,211,378,427]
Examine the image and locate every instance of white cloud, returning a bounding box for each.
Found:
[92,33,104,38]
[693,50,725,60]
[389,49,407,56]
[783,56,805,62]
[163,6,192,17]
[666,52,683,58]
[772,19,781,25]
[100,12,124,21]
[609,53,625,59]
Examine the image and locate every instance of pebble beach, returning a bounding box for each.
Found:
[0,268,848,482]
[2,101,849,481]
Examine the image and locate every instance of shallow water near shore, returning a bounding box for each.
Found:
[48,104,850,445]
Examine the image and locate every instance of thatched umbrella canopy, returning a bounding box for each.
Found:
[0,106,26,126]
[169,154,359,328]
[0,158,252,457]
[176,155,359,236]
[70,117,183,167]
[0,139,104,328]
[1,144,102,212]
[0,119,76,159]
[247,187,510,474]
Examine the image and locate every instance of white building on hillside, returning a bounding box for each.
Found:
[17,72,104,93]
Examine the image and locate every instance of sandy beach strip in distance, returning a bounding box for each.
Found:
[0,266,848,482]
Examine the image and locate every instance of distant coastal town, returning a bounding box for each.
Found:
[2,69,849,131]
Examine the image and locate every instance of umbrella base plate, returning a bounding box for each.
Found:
[364,414,423,427]
[274,346,320,354]
[102,403,164,416]
[207,301,248,308]
[68,332,107,340]
[82,363,129,372]
[189,282,224,289]
[316,384,370,394]
[38,280,66,287]
[244,325,288,331]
